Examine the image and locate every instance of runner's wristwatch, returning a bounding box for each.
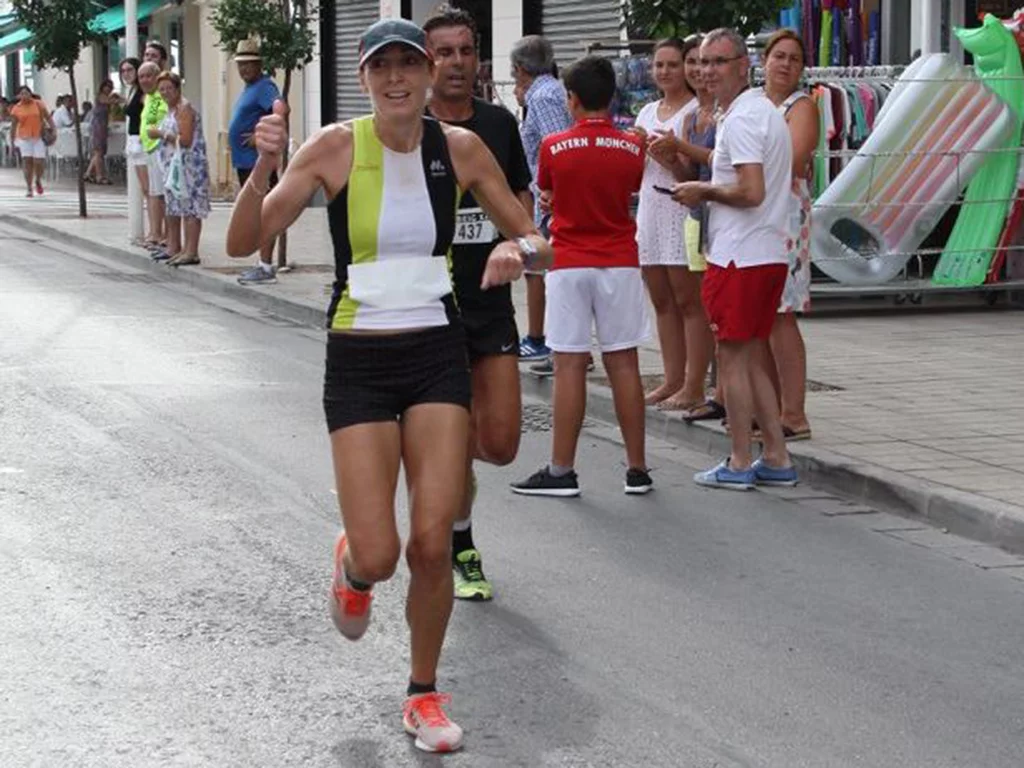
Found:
[516,236,539,270]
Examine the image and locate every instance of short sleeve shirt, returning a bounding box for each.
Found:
[229,76,280,170]
[520,75,572,181]
[707,89,793,268]
[11,100,44,139]
[538,118,645,270]
[140,93,168,154]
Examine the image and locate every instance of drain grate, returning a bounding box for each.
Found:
[522,402,593,433]
[90,271,170,284]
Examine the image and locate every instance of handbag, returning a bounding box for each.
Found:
[38,102,56,146]
[164,147,185,200]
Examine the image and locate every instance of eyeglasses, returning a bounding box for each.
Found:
[699,55,744,68]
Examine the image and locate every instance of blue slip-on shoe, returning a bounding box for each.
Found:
[694,459,756,491]
[751,457,799,488]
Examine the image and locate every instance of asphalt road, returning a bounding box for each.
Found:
[2,227,1024,768]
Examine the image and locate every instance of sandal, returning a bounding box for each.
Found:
[658,397,704,413]
[683,399,726,422]
[169,254,200,267]
[83,175,97,184]
[97,178,112,185]
[783,426,812,442]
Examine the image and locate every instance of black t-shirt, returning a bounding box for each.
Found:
[124,88,144,136]
[427,98,532,317]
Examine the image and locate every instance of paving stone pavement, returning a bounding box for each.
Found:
[2,169,1022,543]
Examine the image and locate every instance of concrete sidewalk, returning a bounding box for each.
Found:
[3,169,1023,551]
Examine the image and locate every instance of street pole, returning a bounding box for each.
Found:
[920,0,941,56]
[125,0,144,242]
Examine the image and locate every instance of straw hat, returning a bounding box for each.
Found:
[234,39,262,62]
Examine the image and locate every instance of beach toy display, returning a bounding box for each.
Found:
[932,14,1024,287]
[809,53,1015,285]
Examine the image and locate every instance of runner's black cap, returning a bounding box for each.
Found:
[359,19,428,68]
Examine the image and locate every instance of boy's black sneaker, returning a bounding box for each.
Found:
[624,468,654,495]
[510,467,581,497]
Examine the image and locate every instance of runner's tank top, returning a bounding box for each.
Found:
[326,116,460,331]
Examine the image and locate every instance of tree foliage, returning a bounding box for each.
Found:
[625,0,792,39]
[11,0,102,72]
[210,0,318,93]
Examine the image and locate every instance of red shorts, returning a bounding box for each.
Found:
[702,262,787,342]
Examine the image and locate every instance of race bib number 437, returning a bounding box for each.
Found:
[454,207,498,245]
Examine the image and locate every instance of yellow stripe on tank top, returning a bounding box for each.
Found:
[332,116,385,330]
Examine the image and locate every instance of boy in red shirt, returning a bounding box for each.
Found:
[511,55,652,497]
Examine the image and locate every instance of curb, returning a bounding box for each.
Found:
[6,212,1024,555]
[523,373,1024,557]
[0,213,326,329]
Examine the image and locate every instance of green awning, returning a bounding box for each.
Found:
[90,0,165,35]
[0,27,31,57]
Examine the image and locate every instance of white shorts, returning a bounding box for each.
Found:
[545,267,651,353]
[16,138,46,159]
[146,151,164,196]
[126,136,147,168]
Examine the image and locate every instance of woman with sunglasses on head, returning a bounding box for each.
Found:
[119,56,151,240]
[225,18,550,753]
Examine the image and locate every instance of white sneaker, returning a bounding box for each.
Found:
[403,692,464,753]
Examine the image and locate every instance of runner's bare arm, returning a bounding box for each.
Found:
[517,190,534,218]
[226,117,351,258]
[445,126,553,280]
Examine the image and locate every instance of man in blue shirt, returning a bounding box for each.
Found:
[229,39,281,285]
[511,35,572,368]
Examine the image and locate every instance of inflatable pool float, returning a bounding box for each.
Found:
[810,53,1016,285]
[933,14,1024,286]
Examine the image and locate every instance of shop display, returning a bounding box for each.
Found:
[609,55,657,130]
[780,0,880,67]
[934,14,1024,286]
[810,53,1015,285]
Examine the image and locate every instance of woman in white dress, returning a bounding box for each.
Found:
[634,37,712,410]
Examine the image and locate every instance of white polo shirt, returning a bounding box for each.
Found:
[707,88,793,268]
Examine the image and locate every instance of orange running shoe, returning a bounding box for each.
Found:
[329,533,372,640]
[403,692,464,753]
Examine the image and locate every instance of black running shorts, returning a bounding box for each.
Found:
[322,325,472,433]
[463,311,519,364]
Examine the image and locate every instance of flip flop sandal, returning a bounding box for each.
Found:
[97,178,112,185]
[170,255,200,267]
[683,399,726,423]
[783,426,812,442]
[151,250,173,262]
[658,398,704,413]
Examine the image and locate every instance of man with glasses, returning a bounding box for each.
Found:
[670,28,798,491]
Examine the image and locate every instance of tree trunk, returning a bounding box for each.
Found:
[68,69,87,218]
[276,67,293,269]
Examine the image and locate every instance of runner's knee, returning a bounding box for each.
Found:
[405,530,452,575]
[349,537,401,583]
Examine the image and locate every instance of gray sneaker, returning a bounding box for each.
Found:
[237,265,277,285]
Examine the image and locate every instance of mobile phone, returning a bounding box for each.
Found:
[653,185,674,195]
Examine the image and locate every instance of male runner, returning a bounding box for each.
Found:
[424,6,534,601]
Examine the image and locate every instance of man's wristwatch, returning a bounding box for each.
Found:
[515,236,539,270]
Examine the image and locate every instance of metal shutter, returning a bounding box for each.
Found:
[335,0,379,121]
[542,0,623,67]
